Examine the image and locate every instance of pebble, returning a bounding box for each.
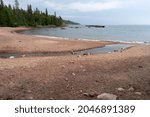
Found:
[9,56,15,59]
[65,78,68,81]
[89,92,97,97]
[114,50,118,52]
[82,69,86,72]
[138,66,143,68]
[128,87,134,92]
[80,90,83,93]
[28,96,34,100]
[83,93,89,96]
[69,61,75,64]
[117,87,125,92]
[97,93,118,100]
[62,65,65,69]
[21,55,26,57]
[72,73,76,76]
[135,92,142,95]
[27,90,32,93]
[83,53,90,56]
[83,92,97,97]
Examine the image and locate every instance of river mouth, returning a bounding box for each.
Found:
[74,44,133,55]
[0,44,133,59]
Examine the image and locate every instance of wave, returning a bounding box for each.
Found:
[34,35,150,45]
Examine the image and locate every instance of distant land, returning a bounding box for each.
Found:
[86,25,105,28]
[64,20,80,25]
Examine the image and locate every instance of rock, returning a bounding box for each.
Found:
[72,73,76,76]
[77,55,81,58]
[128,87,134,91]
[27,90,32,93]
[80,90,83,93]
[28,96,33,100]
[50,98,54,100]
[83,92,97,97]
[83,53,90,56]
[62,65,65,69]
[135,92,142,95]
[71,51,75,55]
[83,93,89,96]
[9,56,15,59]
[21,55,26,57]
[138,66,143,68]
[97,93,117,100]
[89,92,97,97]
[82,69,86,72]
[117,87,125,92]
[65,78,68,81]
[114,50,118,52]
[61,27,66,30]
[69,61,75,64]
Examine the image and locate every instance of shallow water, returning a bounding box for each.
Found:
[0,44,132,58]
[75,44,132,55]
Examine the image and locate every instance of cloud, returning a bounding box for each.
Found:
[44,0,123,12]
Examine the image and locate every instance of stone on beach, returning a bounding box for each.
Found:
[97,93,118,100]
[62,65,65,69]
[83,53,90,56]
[77,55,81,58]
[128,87,135,92]
[135,92,142,95]
[9,56,15,59]
[82,69,86,72]
[117,87,125,92]
[72,73,76,76]
[69,61,75,64]
[83,92,97,97]
[21,54,26,57]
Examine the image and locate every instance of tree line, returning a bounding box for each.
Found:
[0,0,63,27]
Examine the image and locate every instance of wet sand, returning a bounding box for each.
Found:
[0,27,150,100]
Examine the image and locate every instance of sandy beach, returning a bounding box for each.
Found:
[0,27,150,100]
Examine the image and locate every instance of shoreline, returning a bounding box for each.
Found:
[20,26,150,45]
[0,27,150,100]
[0,27,118,54]
[0,27,134,58]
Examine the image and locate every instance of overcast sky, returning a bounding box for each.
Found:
[4,0,150,25]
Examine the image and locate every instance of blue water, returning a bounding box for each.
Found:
[22,25,150,43]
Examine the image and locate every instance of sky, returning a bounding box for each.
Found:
[4,0,150,25]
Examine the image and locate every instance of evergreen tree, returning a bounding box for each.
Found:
[14,0,19,9]
[0,0,4,9]
[0,0,64,27]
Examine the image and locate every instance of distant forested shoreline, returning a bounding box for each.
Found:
[0,0,64,27]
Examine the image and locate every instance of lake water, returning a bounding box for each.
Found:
[22,25,150,43]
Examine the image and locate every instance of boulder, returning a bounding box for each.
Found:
[97,93,117,100]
